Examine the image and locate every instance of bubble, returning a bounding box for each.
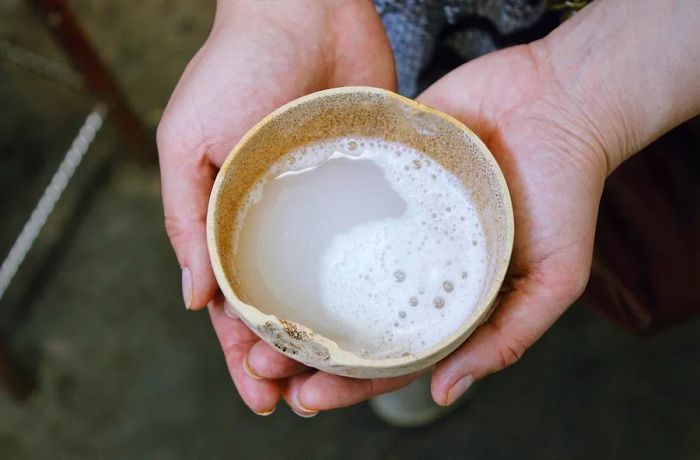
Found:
[443,281,454,293]
[412,159,422,169]
[240,135,491,359]
[461,271,468,279]
[472,240,478,246]
[404,165,410,171]
[393,270,406,283]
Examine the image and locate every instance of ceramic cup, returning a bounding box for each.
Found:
[207,87,513,378]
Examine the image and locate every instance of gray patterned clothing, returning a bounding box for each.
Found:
[374,0,545,96]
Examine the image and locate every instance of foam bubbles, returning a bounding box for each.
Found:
[234,136,489,360]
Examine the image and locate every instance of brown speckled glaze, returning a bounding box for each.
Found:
[207,87,514,378]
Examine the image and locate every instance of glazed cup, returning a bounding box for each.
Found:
[207,87,513,378]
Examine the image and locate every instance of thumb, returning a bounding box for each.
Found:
[157,126,219,310]
[431,268,587,406]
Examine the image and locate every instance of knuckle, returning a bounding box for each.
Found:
[567,271,590,300]
[156,114,208,161]
[496,340,527,369]
[533,265,590,306]
[487,321,528,370]
[156,115,178,155]
[551,270,590,304]
[163,214,195,247]
[365,379,379,400]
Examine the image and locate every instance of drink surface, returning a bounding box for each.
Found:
[234,138,488,359]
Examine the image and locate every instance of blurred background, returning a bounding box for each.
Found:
[0,0,698,458]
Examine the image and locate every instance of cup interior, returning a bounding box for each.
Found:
[209,87,513,366]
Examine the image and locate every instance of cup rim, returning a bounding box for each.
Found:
[207,86,514,374]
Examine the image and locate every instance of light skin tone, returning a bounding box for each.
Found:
[157,0,700,416]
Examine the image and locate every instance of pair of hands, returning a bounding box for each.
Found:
[157,0,609,416]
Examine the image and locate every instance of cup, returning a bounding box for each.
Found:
[207,87,513,378]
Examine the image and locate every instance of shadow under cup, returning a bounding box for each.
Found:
[207,87,513,378]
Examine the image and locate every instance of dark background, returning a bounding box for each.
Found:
[1,1,698,458]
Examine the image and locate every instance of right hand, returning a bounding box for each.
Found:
[156,0,396,415]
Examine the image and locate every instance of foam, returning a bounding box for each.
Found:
[233,137,488,360]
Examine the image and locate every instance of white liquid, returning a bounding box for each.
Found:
[234,138,488,359]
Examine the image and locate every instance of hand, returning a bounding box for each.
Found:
[159,0,700,416]
[418,43,608,404]
[283,43,612,413]
[157,0,397,415]
[289,0,700,410]
[422,0,700,405]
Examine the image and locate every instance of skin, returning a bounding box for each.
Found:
[157,0,700,415]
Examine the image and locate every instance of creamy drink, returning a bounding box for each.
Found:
[233,137,488,360]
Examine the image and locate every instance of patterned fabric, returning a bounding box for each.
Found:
[374,0,545,96]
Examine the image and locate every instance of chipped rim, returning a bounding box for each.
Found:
[206,86,514,376]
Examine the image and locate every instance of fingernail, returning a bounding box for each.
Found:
[253,407,276,416]
[243,354,263,380]
[446,375,474,406]
[181,267,193,309]
[293,392,318,418]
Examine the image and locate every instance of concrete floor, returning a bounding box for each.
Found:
[1,1,699,459]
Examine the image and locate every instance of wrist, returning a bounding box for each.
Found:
[535,0,700,175]
[523,39,615,178]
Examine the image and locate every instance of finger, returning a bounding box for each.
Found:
[157,118,219,310]
[431,270,585,406]
[282,372,319,418]
[208,300,281,415]
[293,371,418,411]
[245,340,309,380]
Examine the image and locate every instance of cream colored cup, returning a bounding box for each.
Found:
[207,87,513,379]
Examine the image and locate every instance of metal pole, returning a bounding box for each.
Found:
[26,0,154,163]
